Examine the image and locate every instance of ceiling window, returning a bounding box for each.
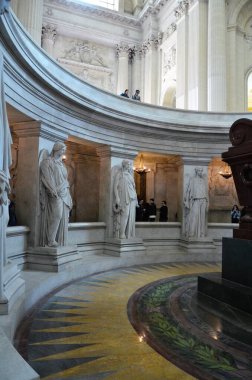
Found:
[76,0,119,11]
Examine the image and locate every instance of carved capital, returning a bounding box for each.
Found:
[0,0,10,15]
[165,23,177,40]
[42,24,57,42]
[116,43,129,57]
[174,0,189,20]
[116,43,136,62]
[143,32,163,52]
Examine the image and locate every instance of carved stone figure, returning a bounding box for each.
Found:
[39,142,72,247]
[184,167,208,238]
[64,41,104,66]
[113,160,137,239]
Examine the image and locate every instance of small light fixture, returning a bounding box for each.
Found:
[219,163,232,179]
[62,154,67,161]
[134,154,151,175]
[139,333,145,342]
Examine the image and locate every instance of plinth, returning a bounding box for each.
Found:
[0,262,25,315]
[198,237,252,315]
[104,238,146,257]
[27,245,80,272]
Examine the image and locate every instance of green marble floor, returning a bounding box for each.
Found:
[18,262,221,379]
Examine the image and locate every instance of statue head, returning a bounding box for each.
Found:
[122,160,131,172]
[195,167,203,177]
[52,142,66,158]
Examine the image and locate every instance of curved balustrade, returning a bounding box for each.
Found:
[0,10,251,157]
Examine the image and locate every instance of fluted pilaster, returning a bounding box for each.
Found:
[132,47,143,98]
[10,0,18,14]
[175,1,189,109]
[42,24,57,55]
[208,0,227,111]
[187,0,208,111]
[16,0,43,46]
[116,43,129,94]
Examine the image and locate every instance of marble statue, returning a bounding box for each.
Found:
[184,167,208,238]
[113,160,137,239]
[39,142,72,247]
[0,51,12,267]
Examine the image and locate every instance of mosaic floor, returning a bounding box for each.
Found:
[15,262,237,380]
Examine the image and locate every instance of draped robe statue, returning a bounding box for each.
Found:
[39,142,72,247]
[113,160,137,239]
[184,167,208,238]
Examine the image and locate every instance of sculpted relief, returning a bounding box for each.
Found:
[56,37,115,92]
[63,41,104,66]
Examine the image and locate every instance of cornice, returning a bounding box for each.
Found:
[138,0,171,24]
[142,32,163,52]
[45,0,171,29]
[44,0,141,27]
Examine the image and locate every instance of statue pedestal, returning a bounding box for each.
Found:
[198,237,252,315]
[27,245,80,272]
[180,237,215,257]
[0,262,25,315]
[104,238,146,257]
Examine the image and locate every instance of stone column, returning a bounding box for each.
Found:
[143,34,162,105]
[175,0,189,109]
[236,28,245,111]
[207,0,227,111]
[187,0,208,111]
[132,46,143,97]
[10,0,18,14]
[41,24,57,56]
[11,122,68,247]
[15,0,43,46]
[116,43,129,94]
[227,26,245,112]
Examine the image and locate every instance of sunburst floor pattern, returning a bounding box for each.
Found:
[17,262,221,380]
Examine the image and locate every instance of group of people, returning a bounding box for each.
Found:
[136,199,168,222]
[120,89,141,101]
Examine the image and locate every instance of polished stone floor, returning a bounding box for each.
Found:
[16,261,251,380]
